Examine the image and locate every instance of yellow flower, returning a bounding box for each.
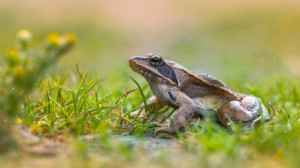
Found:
[17,29,32,50]
[46,33,61,47]
[45,33,76,55]
[6,49,20,67]
[58,36,68,48]
[57,34,76,49]
[64,34,76,45]
[13,65,27,82]
[17,29,32,43]
[6,49,19,58]
[17,118,24,124]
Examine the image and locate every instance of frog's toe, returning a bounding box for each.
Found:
[250,115,271,128]
[151,122,175,135]
[151,122,170,127]
[251,117,262,128]
[130,110,146,117]
[154,127,176,136]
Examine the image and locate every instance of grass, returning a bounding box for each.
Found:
[20,71,175,137]
[4,68,299,167]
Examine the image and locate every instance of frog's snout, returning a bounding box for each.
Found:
[128,57,135,68]
[129,56,148,68]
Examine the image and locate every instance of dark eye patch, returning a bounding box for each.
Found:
[156,64,178,85]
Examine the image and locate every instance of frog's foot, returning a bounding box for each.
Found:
[251,116,262,128]
[151,122,169,127]
[250,115,271,128]
[151,122,176,136]
[218,100,253,127]
[130,96,165,118]
[243,97,271,125]
[130,109,146,117]
[154,127,176,136]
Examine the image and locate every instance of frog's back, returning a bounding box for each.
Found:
[169,61,238,101]
[196,74,230,90]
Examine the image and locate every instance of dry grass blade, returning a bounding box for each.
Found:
[114,89,137,105]
[268,102,278,118]
[112,112,135,125]
[76,64,83,79]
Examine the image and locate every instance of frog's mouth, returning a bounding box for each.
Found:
[129,56,176,85]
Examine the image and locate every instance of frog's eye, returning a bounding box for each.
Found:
[149,55,163,66]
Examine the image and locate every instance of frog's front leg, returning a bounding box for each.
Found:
[154,91,197,135]
[130,96,165,117]
[217,96,269,127]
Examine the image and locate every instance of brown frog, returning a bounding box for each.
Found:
[129,53,270,135]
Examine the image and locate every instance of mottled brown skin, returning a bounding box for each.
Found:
[129,53,270,135]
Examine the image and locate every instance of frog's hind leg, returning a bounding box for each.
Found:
[218,96,261,127]
[217,100,253,127]
[218,96,270,127]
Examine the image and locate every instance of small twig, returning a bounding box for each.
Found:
[108,123,132,132]
[268,102,278,118]
[114,89,137,105]
[76,64,83,79]
[112,112,135,125]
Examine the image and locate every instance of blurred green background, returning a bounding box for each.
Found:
[1,0,300,82]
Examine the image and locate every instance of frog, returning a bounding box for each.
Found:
[129,53,270,135]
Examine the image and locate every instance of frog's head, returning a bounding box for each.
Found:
[129,53,178,85]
